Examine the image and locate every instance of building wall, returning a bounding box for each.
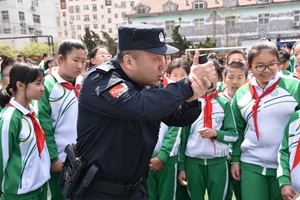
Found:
[127,0,300,47]
[0,0,61,48]
[60,0,135,41]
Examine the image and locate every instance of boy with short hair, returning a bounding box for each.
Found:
[221,62,248,103]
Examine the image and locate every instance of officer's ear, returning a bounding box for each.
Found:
[122,54,134,71]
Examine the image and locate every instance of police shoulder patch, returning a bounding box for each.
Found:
[109,83,128,98]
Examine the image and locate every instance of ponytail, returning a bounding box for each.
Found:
[0,84,13,108]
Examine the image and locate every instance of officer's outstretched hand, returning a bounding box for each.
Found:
[187,51,215,101]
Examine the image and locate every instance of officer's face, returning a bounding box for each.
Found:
[131,51,166,86]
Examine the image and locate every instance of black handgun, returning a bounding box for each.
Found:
[59,143,85,199]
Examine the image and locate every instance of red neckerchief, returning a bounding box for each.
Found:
[6,102,45,158]
[61,82,81,97]
[292,138,300,172]
[248,78,280,140]
[201,90,219,153]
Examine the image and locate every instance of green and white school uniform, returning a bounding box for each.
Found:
[277,110,300,193]
[0,99,50,200]
[231,73,300,200]
[38,71,81,200]
[147,122,181,200]
[179,92,237,200]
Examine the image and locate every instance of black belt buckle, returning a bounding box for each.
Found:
[122,179,142,195]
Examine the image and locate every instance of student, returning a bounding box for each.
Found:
[88,46,111,68]
[178,62,238,200]
[278,50,299,79]
[222,62,248,103]
[0,55,14,89]
[44,58,56,76]
[292,42,300,77]
[231,41,300,200]
[0,63,50,200]
[277,110,300,200]
[147,58,190,200]
[38,53,49,70]
[37,39,87,200]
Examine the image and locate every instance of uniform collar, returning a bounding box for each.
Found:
[52,70,82,86]
[9,98,34,115]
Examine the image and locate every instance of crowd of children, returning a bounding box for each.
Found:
[0,39,299,200]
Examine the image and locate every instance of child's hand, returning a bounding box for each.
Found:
[178,170,187,186]
[231,163,241,181]
[292,192,300,200]
[149,157,164,172]
[281,185,296,200]
[50,160,63,173]
[198,127,217,138]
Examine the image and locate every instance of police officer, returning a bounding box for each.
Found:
[73,24,215,199]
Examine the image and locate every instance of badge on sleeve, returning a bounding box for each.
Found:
[109,83,128,98]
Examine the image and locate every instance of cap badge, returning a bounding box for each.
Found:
[159,32,165,43]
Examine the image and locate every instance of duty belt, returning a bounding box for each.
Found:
[91,178,142,195]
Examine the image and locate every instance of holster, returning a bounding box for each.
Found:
[75,163,101,198]
[59,143,85,199]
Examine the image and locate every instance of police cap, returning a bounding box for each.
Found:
[118,24,179,55]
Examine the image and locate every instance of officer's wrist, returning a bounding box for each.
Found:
[184,100,198,107]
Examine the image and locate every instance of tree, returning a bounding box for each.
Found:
[171,25,189,54]
[21,42,54,61]
[0,43,19,57]
[81,27,102,52]
[99,31,117,57]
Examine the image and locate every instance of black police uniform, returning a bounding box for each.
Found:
[73,56,202,199]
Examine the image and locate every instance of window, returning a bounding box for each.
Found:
[94,24,98,29]
[114,3,118,8]
[105,0,111,6]
[130,1,135,6]
[18,0,23,2]
[224,0,237,7]
[101,15,104,19]
[137,5,146,14]
[259,13,269,25]
[121,2,126,8]
[165,20,175,31]
[122,12,126,18]
[115,23,119,28]
[77,34,81,40]
[3,28,11,34]
[71,25,75,31]
[21,28,26,34]
[101,5,104,9]
[92,4,97,11]
[163,1,176,11]
[72,35,75,39]
[84,24,90,28]
[2,11,9,21]
[108,18,111,23]
[101,24,105,29]
[75,5,80,12]
[108,8,111,13]
[83,5,89,10]
[32,0,38,7]
[70,16,74,21]
[76,15,80,20]
[33,14,40,23]
[258,0,270,3]
[77,25,81,30]
[84,15,90,21]
[57,17,61,27]
[194,18,204,29]
[93,14,97,20]
[193,0,204,9]
[69,6,74,13]
[226,16,236,27]
[63,11,66,17]
[109,28,112,33]
[115,13,118,18]
[294,10,300,22]
[19,11,25,21]
[63,21,67,26]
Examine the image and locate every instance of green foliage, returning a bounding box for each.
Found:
[81,27,102,52]
[171,25,189,54]
[99,31,117,57]
[0,43,19,57]
[81,28,117,56]
[22,42,53,61]
[196,37,217,49]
